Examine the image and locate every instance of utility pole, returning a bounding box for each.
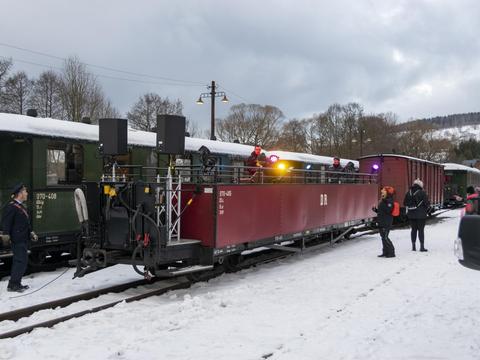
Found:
[196,80,229,141]
[210,81,216,141]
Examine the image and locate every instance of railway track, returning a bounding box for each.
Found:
[0,277,191,340]
[0,278,157,323]
[0,246,306,340]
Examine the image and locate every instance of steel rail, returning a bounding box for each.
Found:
[0,278,152,322]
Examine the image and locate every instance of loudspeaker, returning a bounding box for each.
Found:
[156,115,186,154]
[99,118,128,155]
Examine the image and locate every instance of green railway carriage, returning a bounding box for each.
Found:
[0,135,106,263]
[443,163,480,207]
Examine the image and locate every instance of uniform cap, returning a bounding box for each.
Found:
[11,183,26,196]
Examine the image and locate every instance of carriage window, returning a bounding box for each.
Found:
[47,149,66,185]
[47,144,84,185]
[176,156,192,182]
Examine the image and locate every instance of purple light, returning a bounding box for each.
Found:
[269,155,279,163]
[372,164,380,170]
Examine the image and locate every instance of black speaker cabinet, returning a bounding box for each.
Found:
[99,118,128,155]
[156,115,186,154]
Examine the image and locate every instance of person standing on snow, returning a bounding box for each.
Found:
[2,183,38,292]
[403,179,430,252]
[373,186,396,258]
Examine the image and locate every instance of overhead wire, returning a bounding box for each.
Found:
[0,42,205,85]
[217,84,252,103]
[0,56,204,87]
[0,42,254,104]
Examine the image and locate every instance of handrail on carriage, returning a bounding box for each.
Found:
[101,163,377,185]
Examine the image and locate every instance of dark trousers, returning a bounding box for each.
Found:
[9,241,28,286]
[379,227,395,256]
[410,219,426,246]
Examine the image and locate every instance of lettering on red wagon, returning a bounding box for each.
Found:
[218,190,232,216]
[320,194,328,206]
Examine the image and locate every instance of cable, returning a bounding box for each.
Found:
[217,84,252,103]
[0,56,204,87]
[0,42,204,85]
[8,267,71,299]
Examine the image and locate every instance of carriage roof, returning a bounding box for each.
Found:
[0,113,357,166]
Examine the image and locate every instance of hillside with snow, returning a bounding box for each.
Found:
[433,124,480,142]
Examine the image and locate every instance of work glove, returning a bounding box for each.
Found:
[30,231,39,242]
[0,234,10,245]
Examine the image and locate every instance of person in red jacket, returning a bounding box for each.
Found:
[465,186,479,215]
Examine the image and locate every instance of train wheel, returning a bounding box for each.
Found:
[28,250,48,267]
[223,254,242,273]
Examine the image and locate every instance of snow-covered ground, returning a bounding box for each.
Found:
[1,209,479,360]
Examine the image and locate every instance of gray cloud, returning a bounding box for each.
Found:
[1,0,480,130]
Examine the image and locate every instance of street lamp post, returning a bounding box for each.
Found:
[196,80,229,140]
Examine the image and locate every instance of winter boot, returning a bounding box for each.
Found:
[420,242,428,252]
[412,242,416,251]
[378,253,386,257]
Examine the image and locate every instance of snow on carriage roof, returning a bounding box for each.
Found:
[358,153,442,166]
[0,113,359,165]
[266,150,359,168]
[0,113,253,156]
[443,162,480,173]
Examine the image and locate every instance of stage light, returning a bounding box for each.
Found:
[269,155,279,163]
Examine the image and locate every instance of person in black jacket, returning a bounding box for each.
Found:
[246,145,262,175]
[403,179,430,252]
[373,186,395,258]
[342,161,356,183]
[328,157,344,183]
[1,183,36,292]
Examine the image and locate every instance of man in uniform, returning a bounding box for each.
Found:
[2,183,37,292]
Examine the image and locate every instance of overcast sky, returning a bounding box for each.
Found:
[1,0,480,131]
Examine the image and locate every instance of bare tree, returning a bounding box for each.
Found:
[2,71,34,114]
[216,103,283,147]
[29,70,64,118]
[396,121,451,161]
[275,118,308,152]
[303,104,350,157]
[342,103,363,158]
[351,113,399,157]
[0,58,12,90]
[60,56,103,121]
[185,117,200,137]
[0,58,13,111]
[83,82,120,123]
[94,98,121,121]
[127,93,183,131]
